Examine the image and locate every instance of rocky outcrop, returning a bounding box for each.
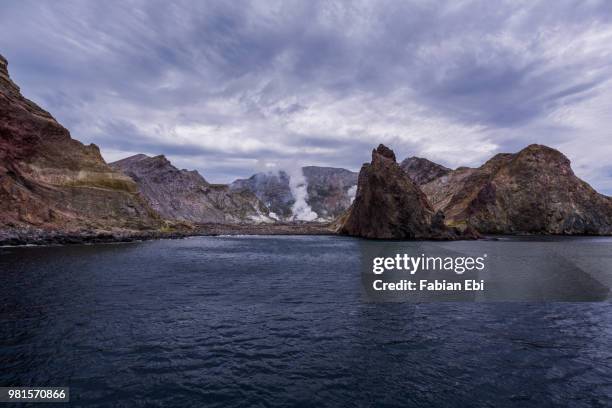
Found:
[400,157,450,185]
[422,144,612,234]
[111,154,274,224]
[0,54,161,239]
[230,171,293,219]
[230,166,358,221]
[338,144,470,239]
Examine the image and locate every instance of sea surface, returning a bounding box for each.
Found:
[1,236,611,407]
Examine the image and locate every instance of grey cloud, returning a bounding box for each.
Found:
[1,0,612,192]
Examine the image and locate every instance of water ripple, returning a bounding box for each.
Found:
[1,236,611,407]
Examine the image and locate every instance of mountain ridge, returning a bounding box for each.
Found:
[420,144,612,234]
[400,156,451,185]
[111,154,273,224]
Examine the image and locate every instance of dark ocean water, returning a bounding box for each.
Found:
[1,236,611,407]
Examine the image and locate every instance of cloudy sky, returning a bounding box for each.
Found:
[1,0,612,192]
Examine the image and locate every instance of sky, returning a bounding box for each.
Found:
[1,0,612,193]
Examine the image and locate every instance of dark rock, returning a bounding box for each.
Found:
[375,144,396,161]
[338,144,471,239]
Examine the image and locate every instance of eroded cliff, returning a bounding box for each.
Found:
[0,54,160,241]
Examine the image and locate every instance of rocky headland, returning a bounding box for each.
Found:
[337,145,474,240]
[418,144,612,235]
[0,54,162,244]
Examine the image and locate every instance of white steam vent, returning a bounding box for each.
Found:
[286,167,318,221]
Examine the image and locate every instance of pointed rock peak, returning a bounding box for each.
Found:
[338,144,476,240]
[373,144,396,162]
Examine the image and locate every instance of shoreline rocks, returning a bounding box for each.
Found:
[0,222,334,247]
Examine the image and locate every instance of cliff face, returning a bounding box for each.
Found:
[111,154,273,224]
[0,54,160,238]
[303,166,358,219]
[422,144,612,234]
[230,171,294,219]
[400,157,450,185]
[230,166,358,221]
[338,145,466,239]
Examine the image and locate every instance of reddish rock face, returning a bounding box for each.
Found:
[422,144,612,234]
[338,144,471,239]
[0,54,160,238]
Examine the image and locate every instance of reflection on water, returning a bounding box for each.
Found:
[1,236,611,407]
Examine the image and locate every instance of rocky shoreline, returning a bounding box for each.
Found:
[0,229,188,247]
[195,222,334,236]
[0,222,335,247]
[4,219,612,247]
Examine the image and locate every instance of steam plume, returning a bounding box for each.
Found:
[286,167,318,221]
